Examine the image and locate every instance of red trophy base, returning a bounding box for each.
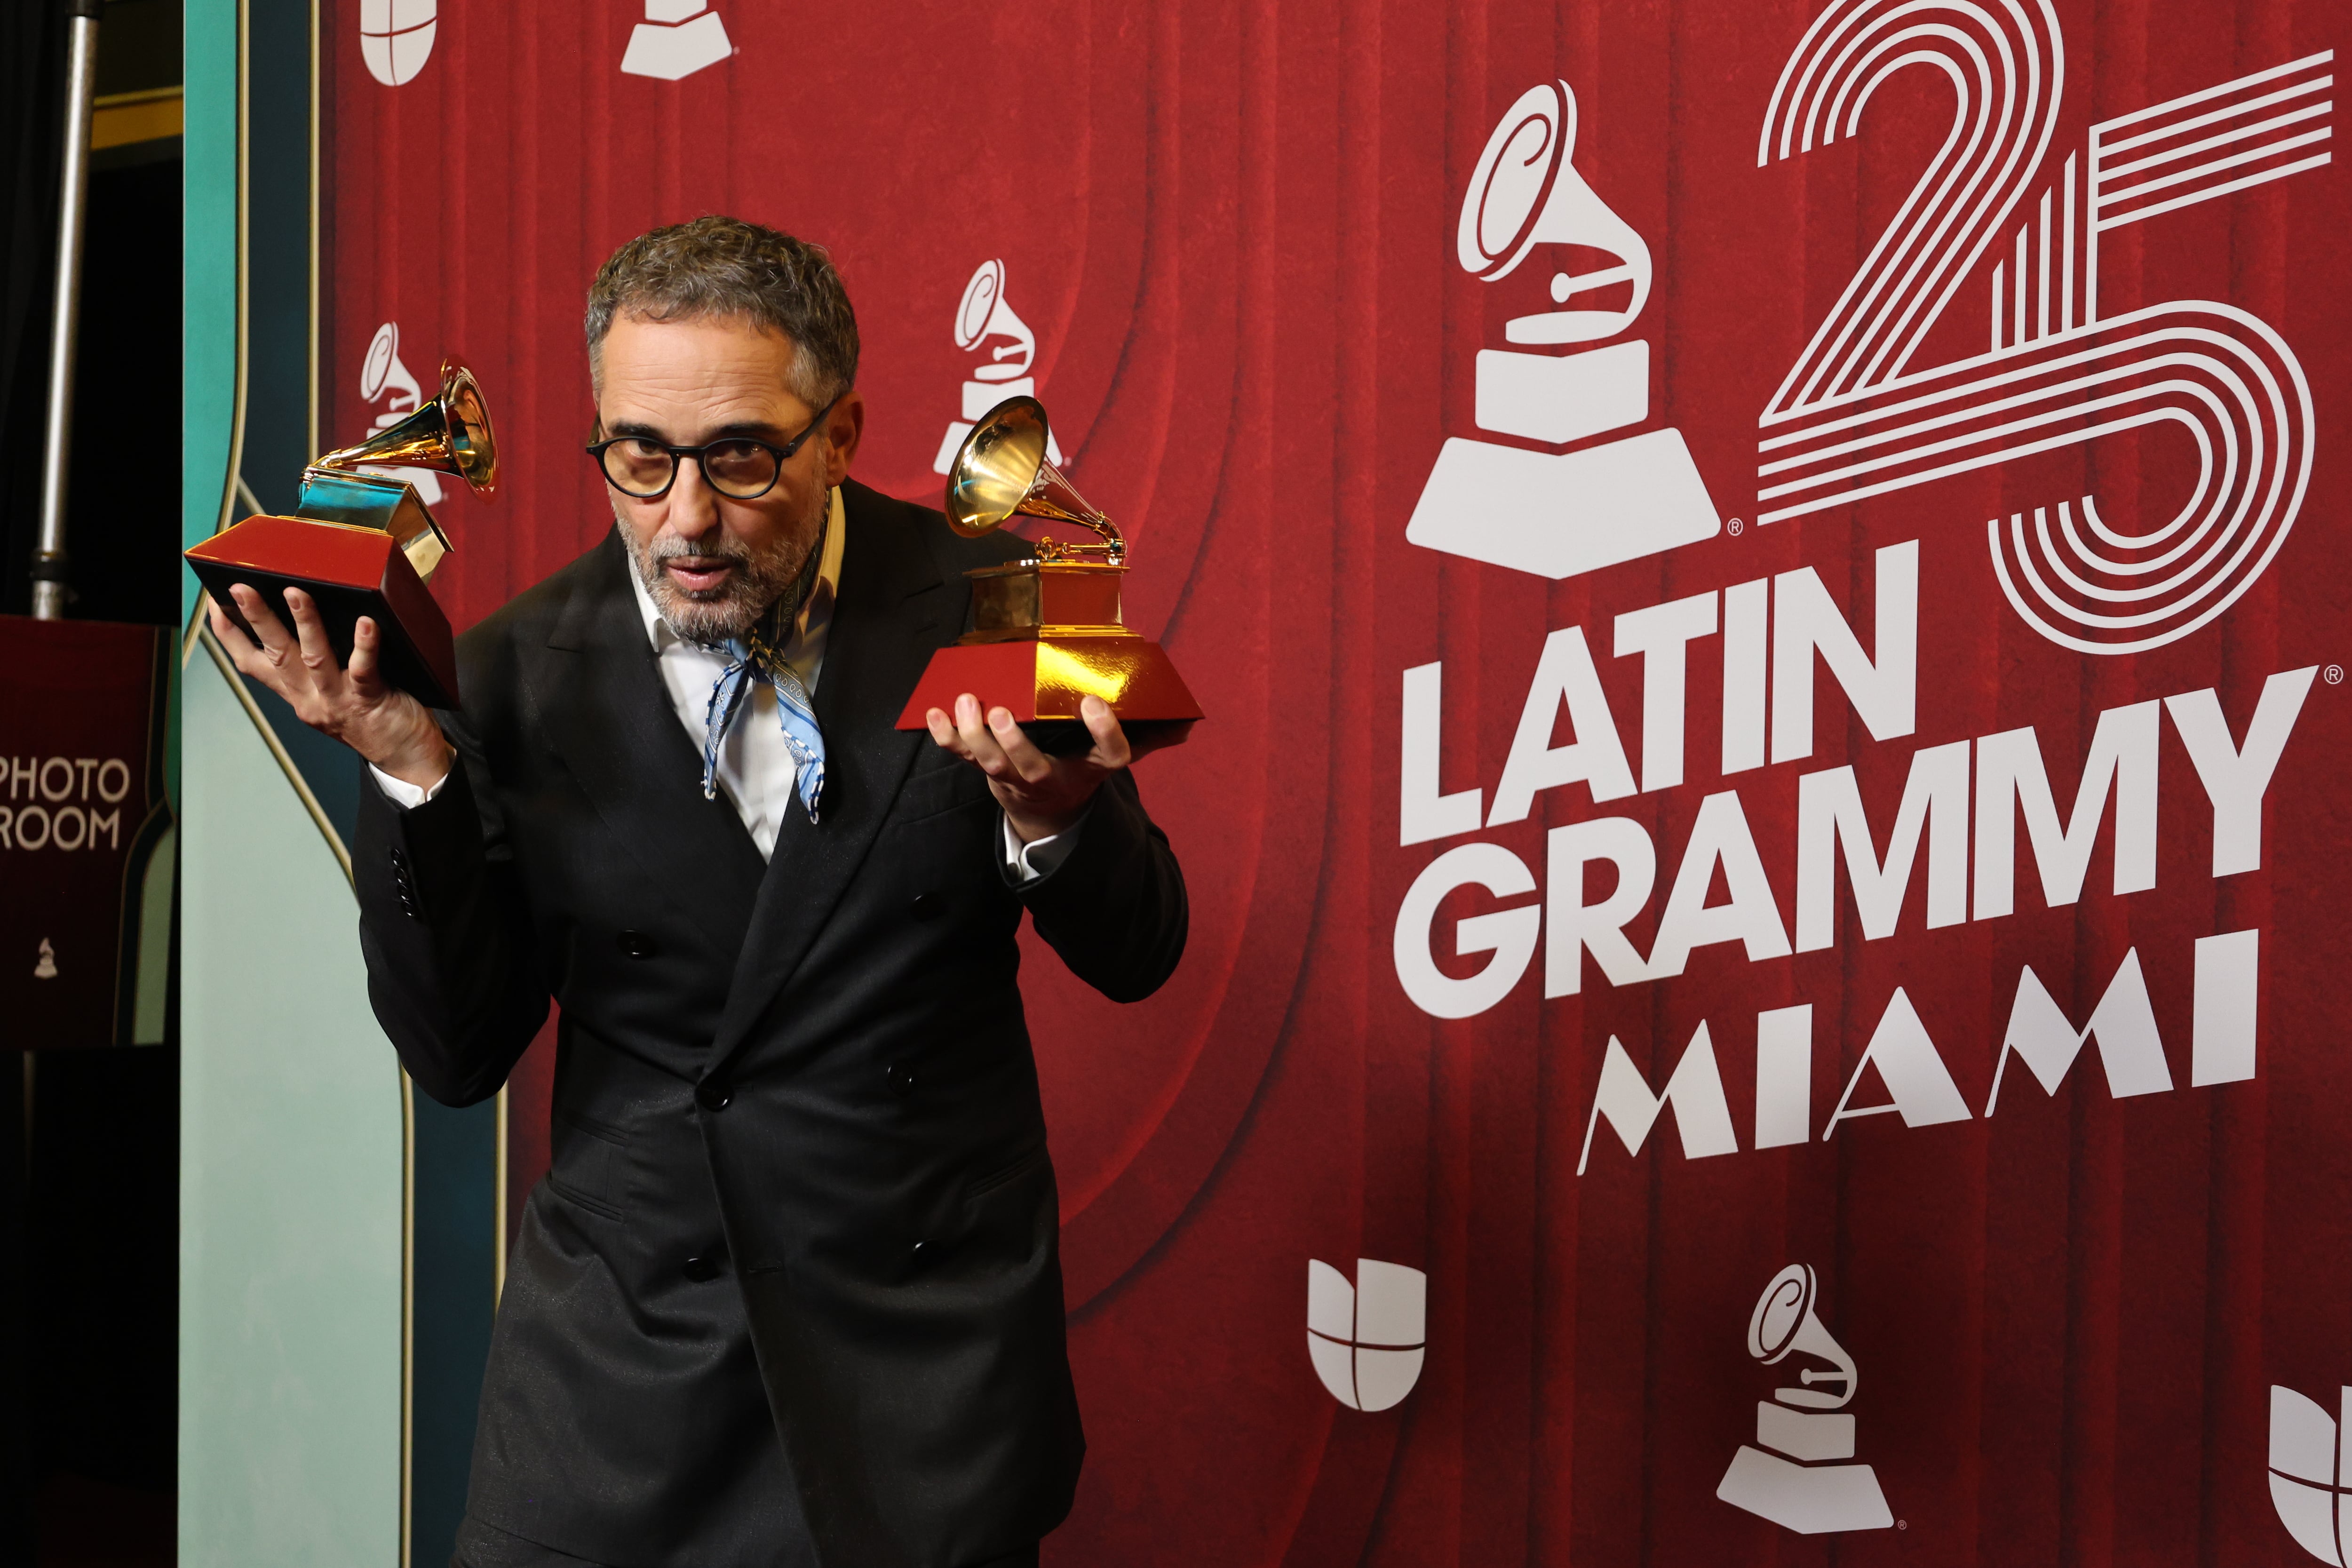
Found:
[895,558,1202,752]
[186,515,461,709]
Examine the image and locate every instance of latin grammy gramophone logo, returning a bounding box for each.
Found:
[933,260,1065,476]
[1307,1258,1426,1412]
[357,323,446,507]
[1716,1264,1894,1535]
[1407,80,1719,580]
[620,0,732,80]
[2270,1384,2352,1564]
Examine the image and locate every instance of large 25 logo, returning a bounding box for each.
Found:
[1759,1,2332,653]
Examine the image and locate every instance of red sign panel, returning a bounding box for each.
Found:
[0,617,171,1049]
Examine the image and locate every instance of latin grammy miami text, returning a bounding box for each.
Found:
[1393,537,2304,1170]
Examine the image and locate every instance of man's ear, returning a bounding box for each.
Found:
[820,390,866,486]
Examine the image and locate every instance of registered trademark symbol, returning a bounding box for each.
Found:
[1898,1520,1908,1530]
[1727,517,1745,536]
[2326,664,2344,685]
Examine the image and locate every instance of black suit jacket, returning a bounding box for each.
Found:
[353,480,1188,1568]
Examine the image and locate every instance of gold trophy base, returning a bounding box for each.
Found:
[896,559,1202,752]
[897,633,1202,738]
[293,467,452,580]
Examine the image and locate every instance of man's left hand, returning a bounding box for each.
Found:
[926,693,1175,844]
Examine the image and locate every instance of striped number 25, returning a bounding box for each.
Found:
[1756,0,2331,653]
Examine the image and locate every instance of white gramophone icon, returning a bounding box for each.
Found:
[357,322,445,507]
[1406,81,1719,580]
[620,0,732,81]
[1716,1264,1895,1535]
[933,259,1064,476]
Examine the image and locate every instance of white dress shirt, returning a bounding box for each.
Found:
[372,489,1068,877]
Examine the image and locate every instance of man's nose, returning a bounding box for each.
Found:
[665,454,722,537]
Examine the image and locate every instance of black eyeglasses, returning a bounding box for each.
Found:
[586,395,841,501]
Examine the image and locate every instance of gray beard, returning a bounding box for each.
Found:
[619,488,827,645]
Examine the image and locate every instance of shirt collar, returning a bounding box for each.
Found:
[627,486,846,673]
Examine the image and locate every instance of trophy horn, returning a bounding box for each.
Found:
[945,396,1122,562]
[314,358,500,500]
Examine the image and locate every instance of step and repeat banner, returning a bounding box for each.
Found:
[324,1,2347,1561]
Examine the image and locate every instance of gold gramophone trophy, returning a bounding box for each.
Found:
[897,397,1201,749]
[187,359,494,709]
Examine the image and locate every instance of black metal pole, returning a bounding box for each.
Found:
[30,0,102,622]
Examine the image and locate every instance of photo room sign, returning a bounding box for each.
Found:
[322,0,2351,1560]
[0,617,173,1049]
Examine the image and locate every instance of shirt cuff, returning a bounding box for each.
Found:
[1001,812,1082,883]
[370,762,451,809]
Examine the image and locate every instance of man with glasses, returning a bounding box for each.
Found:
[204,216,1188,1568]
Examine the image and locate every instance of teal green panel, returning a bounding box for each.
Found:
[410,1097,497,1568]
[183,0,239,609]
[179,649,402,1567]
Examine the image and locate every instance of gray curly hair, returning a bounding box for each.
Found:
[584,215,859,406]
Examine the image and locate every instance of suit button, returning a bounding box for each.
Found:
[389,849,408,870]
[909,892,941,921]
[910,1240,929,1262]
[696,1078,732,1112]
[617,930,659,960]
[682,1254,723,1282]
[886,1063,917,1098]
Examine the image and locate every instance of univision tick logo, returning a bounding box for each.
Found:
[2272,1385,2352,1564]
[358,0,435,86]
[1307,1258,1425,1412]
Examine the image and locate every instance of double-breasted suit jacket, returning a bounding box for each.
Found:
[352,479,1189,1568]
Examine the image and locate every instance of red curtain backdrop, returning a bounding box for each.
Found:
[322,2,2352,1562]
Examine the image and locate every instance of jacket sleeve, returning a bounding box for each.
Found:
[353,709,549,1107]
[1015,769,1188,1003]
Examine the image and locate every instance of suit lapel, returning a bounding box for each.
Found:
[708,483,949,1067]
[523,534,768,955]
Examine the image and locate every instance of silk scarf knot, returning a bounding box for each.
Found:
[694,527,829,822]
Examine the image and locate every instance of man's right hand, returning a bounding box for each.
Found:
[207,584,454,790]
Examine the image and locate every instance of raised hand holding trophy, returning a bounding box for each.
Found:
[896,396,1202,751]
[185,358,495,708]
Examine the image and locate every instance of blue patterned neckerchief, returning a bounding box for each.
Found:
[696,520,829,822]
